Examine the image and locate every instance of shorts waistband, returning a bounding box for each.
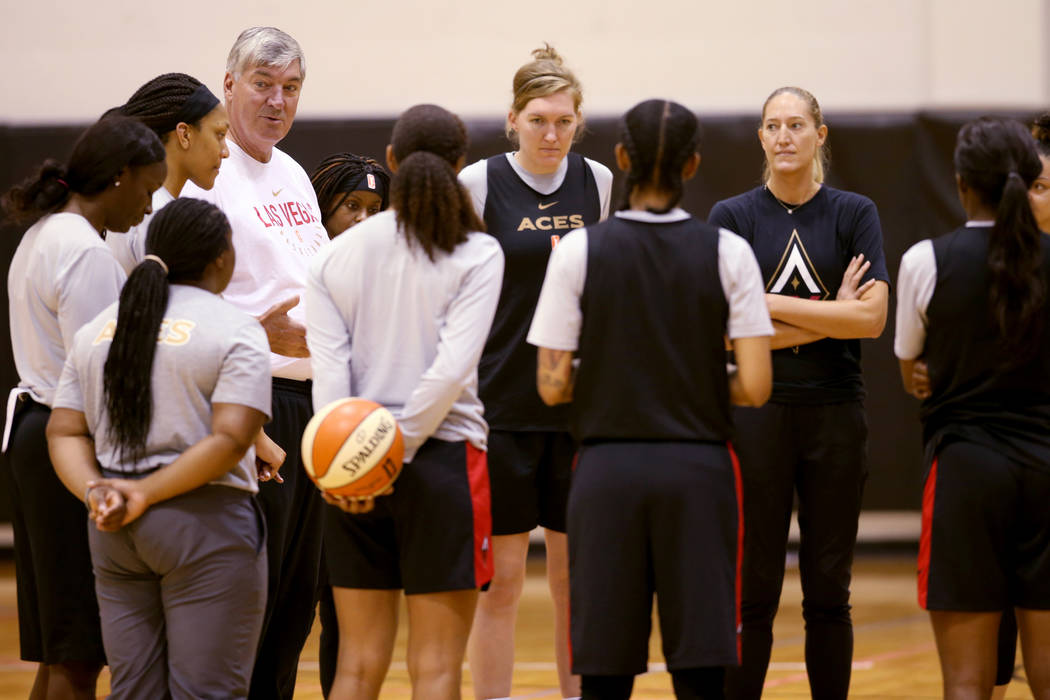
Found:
[272,377,313,395]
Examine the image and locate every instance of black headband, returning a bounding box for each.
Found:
[173,84,220,126]
[341,168,388,201]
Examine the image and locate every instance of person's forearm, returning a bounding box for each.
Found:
[770,321,825,350]
[136,433,250,506]
[48,434,103,502]
[765,284,887,339]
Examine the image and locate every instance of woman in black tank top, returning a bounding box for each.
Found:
[462,44,612,700]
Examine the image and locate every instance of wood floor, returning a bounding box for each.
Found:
[0,554,1033,699]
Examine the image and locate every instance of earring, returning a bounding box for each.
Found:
[114,181,121,188]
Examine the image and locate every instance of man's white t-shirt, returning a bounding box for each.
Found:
[183,139,328,380]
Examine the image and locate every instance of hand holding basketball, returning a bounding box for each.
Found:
[321,485,395,514]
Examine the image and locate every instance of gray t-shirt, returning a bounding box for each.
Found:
[54,284,272,492]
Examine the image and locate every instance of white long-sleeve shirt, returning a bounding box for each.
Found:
[305,210,504,462]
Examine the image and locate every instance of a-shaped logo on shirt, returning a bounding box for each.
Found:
[766,229,829,300]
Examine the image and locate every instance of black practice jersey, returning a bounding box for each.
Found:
[479,153,600,430]
[709,185,889,404]
[572,215,731,443]
[921,225,1050,469]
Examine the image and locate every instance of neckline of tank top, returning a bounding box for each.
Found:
[764,183,822,215]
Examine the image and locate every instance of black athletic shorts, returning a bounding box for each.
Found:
[487,430,575,535]
[4,396,105,664]
[919,439,1050,611]
[568,440,742,675]
[324,438,493,595]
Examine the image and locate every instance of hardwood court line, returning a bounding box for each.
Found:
[761,641,935,689]
[769,612,928,649]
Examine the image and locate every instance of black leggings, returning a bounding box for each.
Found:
[582,668,726,700]
[725,402,868,700]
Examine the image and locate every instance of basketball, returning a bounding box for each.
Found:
[300,397,405,498]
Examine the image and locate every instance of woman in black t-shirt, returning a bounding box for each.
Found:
[709,86,889,700]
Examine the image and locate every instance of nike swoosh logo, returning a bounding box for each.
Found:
[538,201,558,210]
[272,189,283,197]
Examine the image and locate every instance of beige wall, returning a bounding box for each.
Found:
[1,0,1047,124]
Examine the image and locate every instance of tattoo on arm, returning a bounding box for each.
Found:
[543,349,569,370]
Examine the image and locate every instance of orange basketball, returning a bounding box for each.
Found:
[300,398,405,498]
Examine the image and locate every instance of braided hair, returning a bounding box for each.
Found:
[310,153,390,226]
[617,99,701,214]
[103,198,232,466]
[2,115,165,226]
[955,117,1045,363]
[119,73,220,141]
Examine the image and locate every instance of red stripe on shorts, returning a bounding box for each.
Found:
[728,441,744,664]
[467,444,494,588]
[918,457,938,609]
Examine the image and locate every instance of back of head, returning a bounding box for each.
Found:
[955,116,1045,362]
[310,153,391,222]
[104,197,231,465]
[618,99,701,214]
[390,104,469,167]
[2,115,165,225]
[119,73,220,139]
[227,26,306,79]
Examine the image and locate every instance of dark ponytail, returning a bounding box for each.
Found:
[954,117,1045,362]
[617,99,701,214]
[391,152,484,261]
[103,198,231,466]
[2,115,165,226]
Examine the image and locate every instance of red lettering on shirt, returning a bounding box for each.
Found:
[267,205,284,226]
[254,207,272,228]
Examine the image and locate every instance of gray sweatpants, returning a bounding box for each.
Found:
[88,484,266,700]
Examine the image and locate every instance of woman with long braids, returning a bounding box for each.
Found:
[310,152,390,239]
[529,98,772,700]
[47,197,275,699]
[708,86,890,699]
[2,114,165,700]
[106,72,230,273]
[895,116,1050,699]
[458,44,612,700]
[306,104,503,700]
[308,150,390,696]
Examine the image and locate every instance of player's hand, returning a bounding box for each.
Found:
[87,484,127,532]
[259,295,310,358]
[911,360,931,400]
[836,254,876,301]
[321,485,394,515]
[255,430,286,483]
[87,478,150,529]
